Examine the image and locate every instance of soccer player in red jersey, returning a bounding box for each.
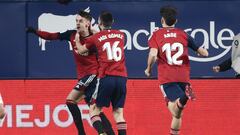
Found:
[75,11,127,135]
[0,93,6,120]
[145,6,208,135]
[27,10,114,135]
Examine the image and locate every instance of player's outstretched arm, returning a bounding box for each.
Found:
[74,33,89,54]
[197,47,209,57]
[26,26,60,40]
[187,35,208,57]
[145,48,158,77]
[213,58,232,73]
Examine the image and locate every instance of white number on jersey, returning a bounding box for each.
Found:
[162,43,184,65]
[103,41,122,61]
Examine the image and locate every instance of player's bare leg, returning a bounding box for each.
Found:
[113,108,127,135]
[0,104,6,125]
[67,89,85,103]
[66,89,86,135]
[89,104,107,135]
[168,101,183,135]
[0,94,6,125]
[0,104,5,119]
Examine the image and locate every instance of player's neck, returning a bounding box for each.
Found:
[101,26,111,30]
[80,30,90,37]
[162,24,175,28]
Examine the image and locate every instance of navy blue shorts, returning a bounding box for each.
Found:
[73,75,97,104]
[160,82,189,102]
[92,76,127,109]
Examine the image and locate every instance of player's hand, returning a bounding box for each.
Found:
[213,66,220,72]
[26,27,36,33]
[74,33,80,43]
[144,68,151,77]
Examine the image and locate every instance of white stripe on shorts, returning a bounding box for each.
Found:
[77,74,96,87]
[91,78,100,100]
[160,85,167,98]
[84,75,96,86]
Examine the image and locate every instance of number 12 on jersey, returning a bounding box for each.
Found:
[103,41,122,61]
[162,43,184,65]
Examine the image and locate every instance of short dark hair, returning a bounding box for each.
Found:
[78,10,92,22]
[160,6,177,26]
[99,11,113,27]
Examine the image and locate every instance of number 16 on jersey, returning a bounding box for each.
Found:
[103,41,122,62]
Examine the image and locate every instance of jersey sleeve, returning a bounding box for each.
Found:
[59,30,75,41]
[187,34,199,51]
[85,35,96,50]
[35,30,75,41]
[148,32,158,49]
[218,58,232,72]
[36,30,60,40]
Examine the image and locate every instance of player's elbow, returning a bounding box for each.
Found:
[202,50,209,57]
[198,48,209,57]
[149,48,158,57]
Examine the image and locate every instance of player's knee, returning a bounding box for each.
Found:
[65,99,78,104]
[172,111,182,119]
[66,89,85,103]
[89,104,101,117]
[113,109,124,122]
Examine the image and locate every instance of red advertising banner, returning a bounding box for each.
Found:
[0,79,240,135]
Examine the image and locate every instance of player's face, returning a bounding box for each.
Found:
[76,15,90,33]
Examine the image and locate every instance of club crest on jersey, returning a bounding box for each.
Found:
[234,40,239,48]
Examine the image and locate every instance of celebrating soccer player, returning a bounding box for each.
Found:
[75,11,128,135]
[27,10,114,135]
[145,6,208,135]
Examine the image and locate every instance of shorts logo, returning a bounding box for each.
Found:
[75,85,80,89]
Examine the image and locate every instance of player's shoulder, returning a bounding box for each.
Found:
[61,29,76,34]
[152,27,162,34]
[59,29,77,40]
[110,29,123,34]
[174,28,187,35]
[233,33,240,47]
[234,33,240,40]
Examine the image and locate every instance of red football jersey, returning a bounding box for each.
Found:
[149,28,198,85]
[86,29,127,78]
[69,32,98,79]
[36,30,98,79]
